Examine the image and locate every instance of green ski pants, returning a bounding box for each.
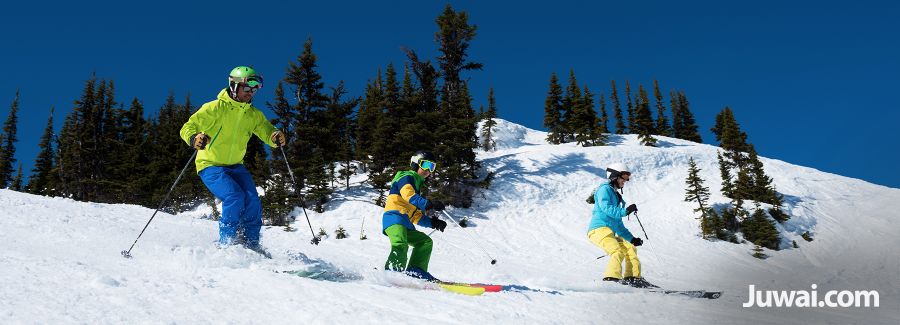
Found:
[384,224,433,272]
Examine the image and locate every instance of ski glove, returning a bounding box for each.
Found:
[191,133,210,150]
[430,216,447,232]
[625,204,638,215]
[271,130,286,147]
[426,199,445,212]
[630,237,643,247]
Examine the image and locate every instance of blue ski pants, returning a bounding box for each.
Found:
[199,164,263,246]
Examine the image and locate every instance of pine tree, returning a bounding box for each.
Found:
[261,173,299,226]
[97,80,126,202]
[561,69,582,142]
[335,226,348,239]
[733,163,754,210]
[0,90,20,188]
[634,85,657,146]
[741,208,781,250]
[11,163,23,191]
[751,245,768,259]
[672,91,702,143]
[712,107,750,164]
[625,81,634,133]
[700,208,732,241]
[431,4,483,207]
[543,73,564,144]
[670,90,682,139]
[572,85,603,146]
[121,97,149,204]
[268,81,293,135]
[284,38,328,192]
[137,92,199,211]
[684,157,711,219]
[717,151,734,199]
[767,185,789,223]
[653,80,672,136]
[355,77,382,171]
[611,80,625,134]
[28,107,56,195]
[597,93,609,134]
[56,77,97,200]
[306,152,332,213]
[480,87,498,151]
[369,66,402,202]
[321,81,359,190]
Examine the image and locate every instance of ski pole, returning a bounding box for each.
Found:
[633,211,649,240]
[440,210,497,265]
[121,150,197,258]
[280,146,320,245]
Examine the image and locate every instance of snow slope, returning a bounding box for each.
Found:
[1,118,898,324]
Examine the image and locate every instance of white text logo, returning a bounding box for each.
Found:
[743,284,879,308]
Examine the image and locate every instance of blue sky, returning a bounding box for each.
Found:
[2,1,898,188]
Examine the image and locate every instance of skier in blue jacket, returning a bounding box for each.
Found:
[588,163,657,288]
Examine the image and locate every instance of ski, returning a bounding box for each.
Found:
[436,282,486,296]
[277,268,486,296]
[441,282,503,293]
[647,289,722,299]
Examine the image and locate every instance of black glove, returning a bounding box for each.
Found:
[426,199,445,212]
[625,204,638,215]
[630,237,643,247]
[430,216,447,232]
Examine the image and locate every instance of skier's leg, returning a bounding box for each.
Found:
[200,166,246,246]
[384,225,410,271]
[588,227,624,279]
[405,230,433,272]
[230,165,263,247]
[622,240,641,278]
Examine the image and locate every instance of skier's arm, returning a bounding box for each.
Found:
[398,176,428,211]
[397,176,430,227]
[609,219,635,242]
[251,110,278,148]
[180,103,219,146]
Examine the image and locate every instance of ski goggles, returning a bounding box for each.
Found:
[419,159,437,172]
[232,75,264,89]
[242,83,261,93]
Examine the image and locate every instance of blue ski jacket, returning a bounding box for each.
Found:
[588,182,635,241]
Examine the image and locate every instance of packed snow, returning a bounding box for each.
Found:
[1,119,898,324]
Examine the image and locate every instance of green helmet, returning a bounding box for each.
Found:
[228,66,263,92]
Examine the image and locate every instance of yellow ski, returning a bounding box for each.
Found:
[437,283,486,296]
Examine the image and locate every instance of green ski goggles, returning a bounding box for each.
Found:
[419,159,437,172]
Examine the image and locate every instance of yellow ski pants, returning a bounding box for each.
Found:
[588,227,641,279]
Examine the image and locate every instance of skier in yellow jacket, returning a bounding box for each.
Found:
[180,66,286,253]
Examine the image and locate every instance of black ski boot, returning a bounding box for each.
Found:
[623,277,659,288]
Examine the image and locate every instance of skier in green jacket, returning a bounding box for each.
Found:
[180,66,286,254]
